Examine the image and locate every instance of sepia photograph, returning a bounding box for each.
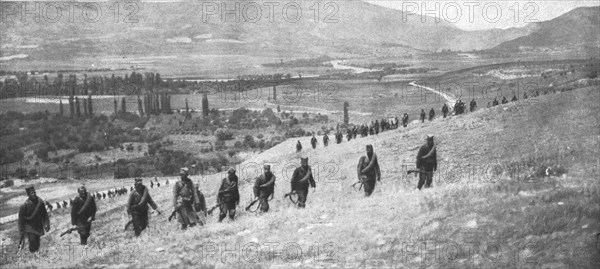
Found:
[0,0,599,268]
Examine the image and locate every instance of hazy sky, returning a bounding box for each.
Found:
[366,0,599,31]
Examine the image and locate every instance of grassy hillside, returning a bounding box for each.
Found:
[1,86,599,268]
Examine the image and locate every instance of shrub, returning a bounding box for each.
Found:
[14,167,27,179]
[215,128,234,140]
[215,140,227,151]
[28,168,37,178]
[3,179,14,187]
[234,141,243,148]
[243,135,256,148]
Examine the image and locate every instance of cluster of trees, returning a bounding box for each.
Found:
[0,71,163,98]
[0,111,157,165]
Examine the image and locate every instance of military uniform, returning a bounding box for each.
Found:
[416,135,437,190]
[128,181,158,236]
[357,146,381,197]
[217,169,240,222]
[18,187,50,252]
[71,187,97,245]
[253,167,276,212]
[174,172,200,229]
[290,160,316,208]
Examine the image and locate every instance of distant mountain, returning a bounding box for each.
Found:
[0,0,532,60]
[2,0,596,71]
[490,6,600,54]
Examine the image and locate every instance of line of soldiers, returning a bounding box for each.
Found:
[487,92,537,108]
[17,135,438,253]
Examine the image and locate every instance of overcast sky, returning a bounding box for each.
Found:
[366,0,599,31]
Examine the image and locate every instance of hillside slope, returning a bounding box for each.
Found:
[1,87,599,268]
[491,6,600,55]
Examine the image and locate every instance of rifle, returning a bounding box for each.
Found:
[244,198,260,212]
[16,233,25,254]
[351,176,367,191]
[124,220,133,230]
[284,191,298,204]
[207,200,228,215]
[168,205,182,222]
[407,169,428,175]
[60,224,89,237]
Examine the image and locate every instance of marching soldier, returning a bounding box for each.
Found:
[174,168,200,230]
[311,134,318,149]
[70,185,97,245]
[492,98,499,106]
[442,104,449,118]
[501,96,508,104]
[18,186,50,252]
[253,165,276,213]
[420,109,426,123]
[217,168,240,222]
[357,145,381,197]
[290,157,316,208]
[469,99,477,112]
[323,134,329,147]
[511,95,518,102]
[429,108,435,121]
[127,178,161,236]
[402,113,409,127]
[416,135,437,190]
[296,140,302,152]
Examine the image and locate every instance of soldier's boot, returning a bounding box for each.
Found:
[218,214,226,223]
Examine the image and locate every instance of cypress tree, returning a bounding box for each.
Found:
[343,101,349,125]
[87,95,93,116]
[75,97,81,118]
[121,97,127,113]
[202,93,209,117]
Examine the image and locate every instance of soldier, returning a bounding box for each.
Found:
[127,178,161,236]
[336,131,343,144]
[442,104,449,118]
[323,134,329,147]
[469,99,477,112]
[511,95,518,102]
[217,168,239,222]
[492,98,499,106]
[290,157,316,208]
[18,186,50,253]
[429,108,435,121]
[346,129,352,141]
[416,135,437,190]
[253,165,276,213]
[151,181,154,188]
[70,185,97,245]
[374,120,380,134]
[402,113,409,127]
[357,145,381,197]
[311,134,318,149]
[296,140,302,152]
[501,97,508,104]
[45,201,53,211]
[420,109,426,123]
[174,168,200,230]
